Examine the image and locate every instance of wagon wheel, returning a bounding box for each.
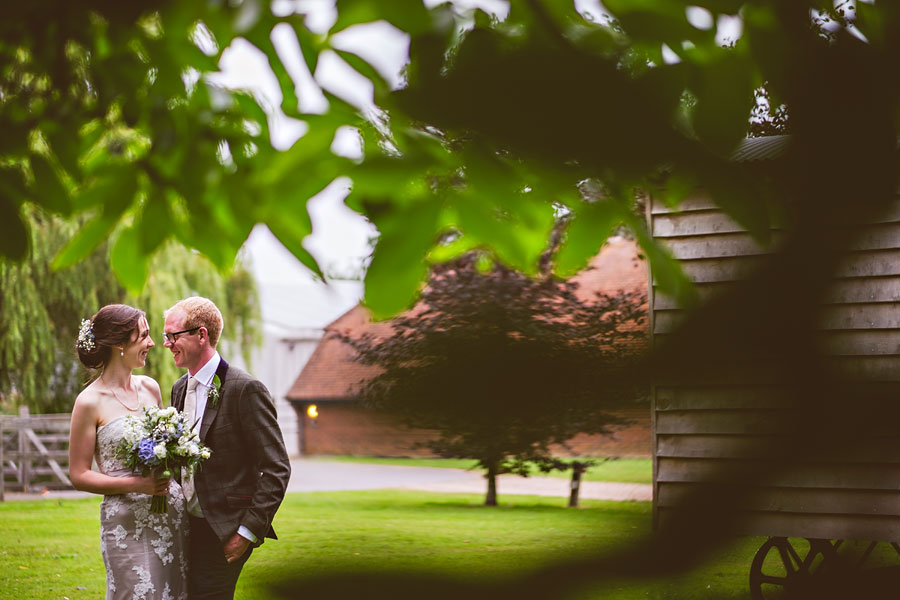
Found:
[749,537,841,600]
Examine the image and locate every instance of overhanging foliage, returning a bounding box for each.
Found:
[6,1,893,319]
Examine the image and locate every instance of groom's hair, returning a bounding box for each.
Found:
[166,296,224,348]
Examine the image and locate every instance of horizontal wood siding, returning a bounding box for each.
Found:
[657,508,900,541]
[650,190,900,541]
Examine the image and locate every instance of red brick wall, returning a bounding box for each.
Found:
[299,404,438,456]
[550,407,651,458]
[295,403,650,458]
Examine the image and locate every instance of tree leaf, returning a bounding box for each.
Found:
[364,200,441,319]
[660,171,698,209]
[703,164,772,245]
[331,0,431,36]
[110,225,150,295]
[267,218,324,281]
[42,120,82,176]
[334,49,389,94]
[74,165,138,211]
[554,201,625,278]
[293,21,324,75]
[29,154,71,215]
[244,22,302,119]
[0,167,29,203]
[233,92,271,141]
[0,196,28,261]
[144,37,188,100]
[626,213,696,308]
[139,192,171,255]
[51,213,120,270]
[603,0,696,44]
[689,52,756,154]
[350,155,430,199]
[427,231,479,263]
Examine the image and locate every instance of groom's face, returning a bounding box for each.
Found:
[163,310,201,371]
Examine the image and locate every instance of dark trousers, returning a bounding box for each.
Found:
[189,516,253,599]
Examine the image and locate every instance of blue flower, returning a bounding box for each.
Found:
[137,438,157,463]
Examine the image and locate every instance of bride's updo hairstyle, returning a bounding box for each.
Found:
[76,304,146,370]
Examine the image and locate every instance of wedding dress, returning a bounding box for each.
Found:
[94,416,189,600]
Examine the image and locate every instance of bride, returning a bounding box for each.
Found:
[69,304,188,600]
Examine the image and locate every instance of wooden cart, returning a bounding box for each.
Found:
[648,137,900,598]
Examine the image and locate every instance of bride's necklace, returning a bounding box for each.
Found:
[104,376,140,412]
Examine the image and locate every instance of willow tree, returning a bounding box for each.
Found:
[0,207,260,414]
[0,205,121,413]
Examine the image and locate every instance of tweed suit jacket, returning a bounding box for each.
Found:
[172,358,291,545]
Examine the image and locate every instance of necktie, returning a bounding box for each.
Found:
[181,377,199,504]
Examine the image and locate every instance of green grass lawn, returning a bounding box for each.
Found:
[2,490,759,600]
[322,456,653,484]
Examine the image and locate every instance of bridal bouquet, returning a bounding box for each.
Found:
[117,406,211,513]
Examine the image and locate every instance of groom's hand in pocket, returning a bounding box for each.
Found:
[223,532,250,563]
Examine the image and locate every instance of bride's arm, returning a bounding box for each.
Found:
[68,394,166,496]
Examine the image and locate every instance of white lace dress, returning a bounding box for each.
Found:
[95,417,189,600]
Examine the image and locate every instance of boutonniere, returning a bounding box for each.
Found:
[208,374,222,407]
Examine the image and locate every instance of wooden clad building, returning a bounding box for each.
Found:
[648,136,900,542]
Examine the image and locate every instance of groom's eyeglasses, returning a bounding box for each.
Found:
[162,327,200,343]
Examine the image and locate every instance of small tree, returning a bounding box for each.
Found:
[342,252,647,506]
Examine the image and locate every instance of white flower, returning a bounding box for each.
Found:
[122,418,143,446]
[76,318,95,351]
[154,444,167,459]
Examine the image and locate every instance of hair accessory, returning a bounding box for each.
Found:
[76,319,96,352]
[120,349,124,357]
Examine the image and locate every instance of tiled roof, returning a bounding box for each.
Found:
[286,237,648,401]
[731,135,791,162]
[285,305,387,401]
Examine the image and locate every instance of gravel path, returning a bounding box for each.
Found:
[288,459,652,501]
[3,458,652,502]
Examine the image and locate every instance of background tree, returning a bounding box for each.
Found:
[341,251,647,506]
[0,207,261,414]
[0,205,121,413]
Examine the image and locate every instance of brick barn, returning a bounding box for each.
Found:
[286,236,652,458]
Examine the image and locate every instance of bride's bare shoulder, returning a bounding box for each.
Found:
[135,375,162,404]
[71,380,104,424]
[74,379,104,408]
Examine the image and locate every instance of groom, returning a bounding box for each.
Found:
[164,296,291,599]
